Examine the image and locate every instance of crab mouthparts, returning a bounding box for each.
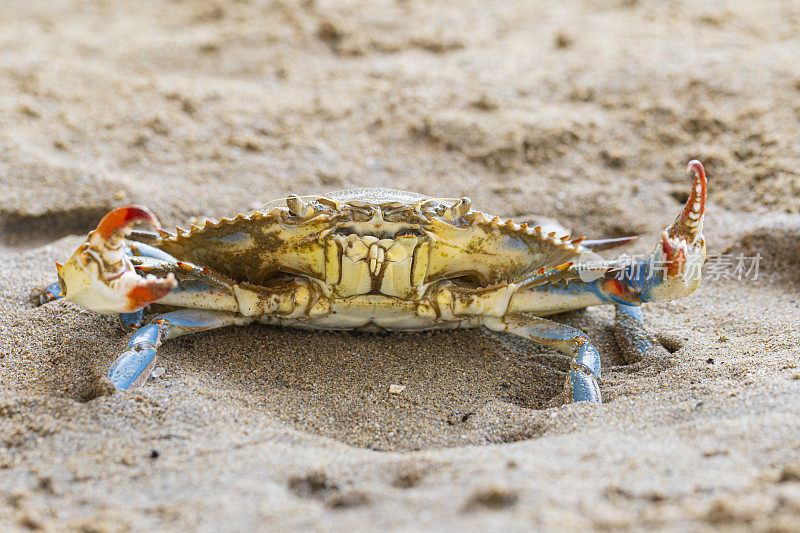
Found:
[326,233,429,298]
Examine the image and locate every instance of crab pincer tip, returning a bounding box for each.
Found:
[671,160,706,240]
[96,206,160,240]
[125,273,178,311]
[687,160,705,179]
[686,160,707,217]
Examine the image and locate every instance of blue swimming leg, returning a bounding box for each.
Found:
[484,315,602,403]
[108,309,251,390]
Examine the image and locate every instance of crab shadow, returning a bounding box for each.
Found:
[140,308,654,450]
[36,304,669,451]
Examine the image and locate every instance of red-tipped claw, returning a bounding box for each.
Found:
[57,206,177,314]
[644,161,708,301]
[661,160,707,277]
[126,274,177,310]
[92,206,160,245]
[670,160,706,243]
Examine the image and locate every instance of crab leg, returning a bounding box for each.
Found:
[117,255,240,329]
[57,207,178,314]
[109,309,253,389]
[611,303,663,364]
[119,309,146,330]
[483,315,602,403]
[37,281,64,305]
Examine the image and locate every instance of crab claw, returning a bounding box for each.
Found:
[57,206,177,314]
[641,161,707,302]
[670,160,706,243]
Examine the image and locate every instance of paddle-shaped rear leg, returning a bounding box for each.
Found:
[109,309,252,390]
[484,315,602,403]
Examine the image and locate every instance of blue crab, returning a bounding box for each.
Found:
[50,161,707,403]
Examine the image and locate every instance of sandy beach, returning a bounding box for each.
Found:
[2,0,800,530]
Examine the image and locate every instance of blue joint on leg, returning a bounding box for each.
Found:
[616,303,643,321]
[625,258,650,292]
[128,322,161,347]
[41,281,63,303]
[586,281,620,305]
[108,311,230,390]
[155,309,216,329]
[639,257,672,303]
[527,282,634,310]
[586,258,653,305]
[108,323,162,390]
[119,309,145,330]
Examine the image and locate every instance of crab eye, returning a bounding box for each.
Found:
[444,197,471,220]
[286,195,313,218]
[419,200,445,217]
[315,198,339,211]
[344,200,378,221]
[383,210,404,222]
[382,204,409,222]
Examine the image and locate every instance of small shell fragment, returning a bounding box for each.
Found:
[388,384,406,394]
